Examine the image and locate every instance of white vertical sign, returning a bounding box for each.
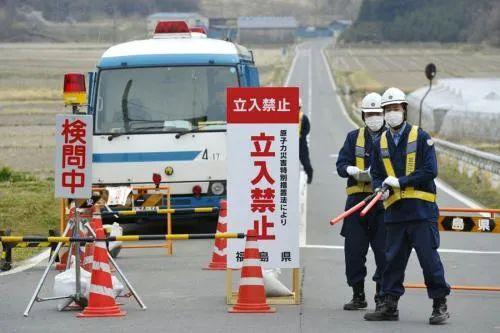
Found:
[55,114,93,199]
[227,87,300,269]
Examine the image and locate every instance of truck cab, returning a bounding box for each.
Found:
[85,21,260,218]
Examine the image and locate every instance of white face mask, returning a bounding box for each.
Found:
[385,111,404,128]
[364,115,384,132]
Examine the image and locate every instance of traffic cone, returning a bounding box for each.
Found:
[57,207,89,271]
[81,205,105,272]
[228,229,275,313]
[204,200,228,270]
[90,204,104,230]
[77,228,126,318]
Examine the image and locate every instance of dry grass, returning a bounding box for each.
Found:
[252,46,294,86]
[0,168,59,261]
[328,43,500,93]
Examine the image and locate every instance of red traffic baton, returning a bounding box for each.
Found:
[330,186,388,225]
[360,192,383,216]
[360,186,388,217]
[330,200,367,225]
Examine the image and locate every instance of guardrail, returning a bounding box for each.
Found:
[434,138,500,175]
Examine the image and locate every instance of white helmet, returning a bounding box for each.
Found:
[381,87,407,107]
[361,92,383,113]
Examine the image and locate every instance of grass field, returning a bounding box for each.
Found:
[328,42,500,93]
[0,167,59,261]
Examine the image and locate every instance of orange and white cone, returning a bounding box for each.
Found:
[77,228,125,318]
[204,200,228,270]
[57,207,89,271]
[81,205,105,272]
[228,229,275,313]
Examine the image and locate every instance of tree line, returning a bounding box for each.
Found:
[341,0,500,45]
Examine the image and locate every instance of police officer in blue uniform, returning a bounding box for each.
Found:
[336,93,386,311]
[299,98,313,184]
[364,87,450,325]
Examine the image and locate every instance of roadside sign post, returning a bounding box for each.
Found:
[24,114,93,316]
[226,87,301,304]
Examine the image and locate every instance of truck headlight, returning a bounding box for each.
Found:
[210,182,225,195]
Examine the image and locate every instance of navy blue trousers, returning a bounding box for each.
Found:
[341,200,386,288]
[382,219,451,299]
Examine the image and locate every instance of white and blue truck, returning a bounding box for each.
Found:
[82,21,260,224]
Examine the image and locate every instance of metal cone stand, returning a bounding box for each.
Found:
[23,202,146,317]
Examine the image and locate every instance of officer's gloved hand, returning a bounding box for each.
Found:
[346,166,361,180]
[306,168,313,184]
[375,188,390,201]
[383,176,400,188]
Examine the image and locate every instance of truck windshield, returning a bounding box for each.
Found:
[94,66,238,134]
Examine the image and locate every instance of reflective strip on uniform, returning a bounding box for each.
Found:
[346,183,372,195]
[243,259,261,267]
[355,127,366,170]
[92,261,111,273]
[239,277,264,286]
[89,284,115,298]
[346,128,373,196]
[380,125,436,208]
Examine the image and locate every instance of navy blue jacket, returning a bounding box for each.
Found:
[371,123,439,223]
[299,114,313,175]
[337,128,382,209]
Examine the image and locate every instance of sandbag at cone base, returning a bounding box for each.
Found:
[204,200,228,270]
[78,228,126,318]
[228,229,275,313]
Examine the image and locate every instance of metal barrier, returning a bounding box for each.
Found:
[61,186,176,254]
[405,207,499,292]
[101,207,218,217]
[1,229,58,272]
[0,233,245,244]
[437,207,499,233]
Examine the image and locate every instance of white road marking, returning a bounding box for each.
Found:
[320,47,358,129]
[302,244,500,255]
[0,249,50,276]
[284,46,300,86]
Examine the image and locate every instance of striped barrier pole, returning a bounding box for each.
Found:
[100,207,219,217]
[0,233,246,244]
